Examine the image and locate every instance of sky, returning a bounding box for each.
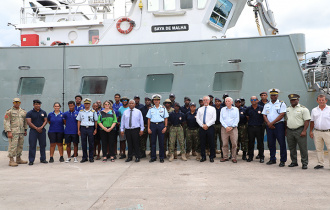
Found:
[1,0,330,56]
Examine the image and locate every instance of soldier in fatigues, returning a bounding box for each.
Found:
[168,102,187,161]
[4,98,28,166]
[163,99,174,157]
[185,103,200,160]
[235,99,248,160]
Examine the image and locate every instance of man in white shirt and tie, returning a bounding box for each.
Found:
[196,96,216,162]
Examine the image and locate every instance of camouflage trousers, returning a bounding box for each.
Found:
[164,125,170,151]
[186,128,200,153]
[8,133,24,158]
[139,125,151,152]
[238,123,248,152]
[169,126,185,155]
[214,124,222,151]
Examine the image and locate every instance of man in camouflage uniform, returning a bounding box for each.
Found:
[4,98,28,166]
[185,103,200,160]
[163,99,174,157]
[235,99,248,160]
[168,103,187,161]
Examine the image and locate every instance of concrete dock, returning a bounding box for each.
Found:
[0,150,329,210]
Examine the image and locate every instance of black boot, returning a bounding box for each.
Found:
[242,151,247,160]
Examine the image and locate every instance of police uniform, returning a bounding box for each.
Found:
[285,94,310,168]
[262,89,287,165]
[4,98,28,166]
[76,98,98,162]
[147,95,169,162]
[26,100,48,164]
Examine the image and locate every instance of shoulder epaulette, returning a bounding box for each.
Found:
[301,105,306,108]
[92,110,95,112]
[79,110,83,112]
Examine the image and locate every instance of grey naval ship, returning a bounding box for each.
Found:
[0,0,326,150]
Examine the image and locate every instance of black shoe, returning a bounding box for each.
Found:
[266,160,276,165]
[114,156,117,160]
[314,165,324,169]
[260,158,264,163]
[119,154,126,159]
[89,159,94,163]
[125,158,132,162]
[200,157,206,162]
[49,157,54,163]
[279,162,285,167]
[40,160,48,164]
[288,163,298,167]
[135,158,140,162]
[247,158,253,162]
[256,155,260,159]
[107,154,110,159]
[80,159,88,163]
[140,152,146,158]
[229,154,232,160]
[59,156,64,162]
[71,154,74,158]
[210,158,214,162]
[242,152,247,160]
[302,165,308,170]
[149,158,156,163]
[160,159,164,163]
[28,162,33,165]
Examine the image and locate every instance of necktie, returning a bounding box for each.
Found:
[203,106,207,124]
[129,109,133,128]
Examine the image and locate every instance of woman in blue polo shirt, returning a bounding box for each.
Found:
[48,102,65,163]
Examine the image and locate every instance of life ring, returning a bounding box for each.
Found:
[51,41,69,46]
[116,17,135,34]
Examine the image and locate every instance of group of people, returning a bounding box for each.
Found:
[3,89,330,170]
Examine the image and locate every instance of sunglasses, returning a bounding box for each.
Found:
[251,99,257,101]
[13,102,21,104]
[122,100,128,102]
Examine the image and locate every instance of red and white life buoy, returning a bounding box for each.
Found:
[116,17,135,34]
[50,41,69,46]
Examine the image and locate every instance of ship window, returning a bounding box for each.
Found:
[17,77,45,95]
[197,0,208,9]
[148,0,159,11]
[164,0,176,10]
[81,76,108,94]
[145,74,174,93]
[180,0,193,9]
[88,30,99,44]
[210,0,233,27]
[213,71,243,91]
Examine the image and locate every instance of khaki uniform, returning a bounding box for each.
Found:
[4,107,28,158]
[285,104,311,165]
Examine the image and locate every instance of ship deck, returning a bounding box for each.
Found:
[0,150,329,209]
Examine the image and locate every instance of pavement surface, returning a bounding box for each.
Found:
[0,150,329,210]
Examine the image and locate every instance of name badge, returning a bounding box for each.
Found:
[258,111,261,114]
[240,112,243,115]
[41,114,44,117]
[266,111,270,114]
[159,110,163,113]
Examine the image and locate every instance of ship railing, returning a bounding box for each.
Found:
[20,3,115,25]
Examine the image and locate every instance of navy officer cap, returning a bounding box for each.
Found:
[33,99,42,104]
